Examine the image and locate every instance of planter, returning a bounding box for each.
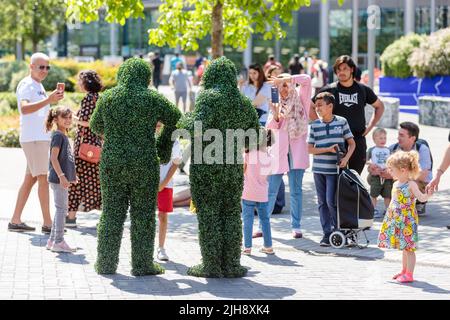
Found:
[419,96,450,128]
[365,97,399,129]
[379,76,450,113]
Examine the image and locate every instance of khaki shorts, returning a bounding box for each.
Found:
[367,174,394,199]
[21,141,50,177]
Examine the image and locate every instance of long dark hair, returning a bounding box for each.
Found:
[248,63,267,95]
[78,70,103,93]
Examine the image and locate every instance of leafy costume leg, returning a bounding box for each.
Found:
[129,177,164,276]
[95,169,129,274]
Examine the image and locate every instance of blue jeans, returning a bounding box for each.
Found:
[313,173,338,237]
[49,183,68,244]
[265,169,305,232]
[242,200,272,248]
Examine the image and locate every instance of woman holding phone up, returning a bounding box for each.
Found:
[263,73,311,239]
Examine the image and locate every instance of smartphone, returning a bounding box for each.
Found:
[57,82,65,92]
[271,86,279,103]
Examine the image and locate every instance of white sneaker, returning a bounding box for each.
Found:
[157,248,169,261]
[51,240,76,253]
[46,239,54,250]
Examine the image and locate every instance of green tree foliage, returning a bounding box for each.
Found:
[0,0,66,57]
[90,58,181,276]
[65,0,344,58]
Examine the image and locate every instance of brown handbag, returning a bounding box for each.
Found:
[78,94,102,164]
[79,134,102,164]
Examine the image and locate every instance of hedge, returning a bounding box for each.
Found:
[91,58,181,276]
[182,56,260,278]
[380,33,425,78]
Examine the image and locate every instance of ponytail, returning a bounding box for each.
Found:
[45,106,73,132]
[45,109,56,132]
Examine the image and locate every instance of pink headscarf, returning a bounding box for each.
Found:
[276,79,308,140]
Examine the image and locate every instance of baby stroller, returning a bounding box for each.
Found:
[329,150,374,249]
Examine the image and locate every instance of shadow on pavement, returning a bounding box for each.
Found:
[247,254,303,267]
[393,280,450,295]
[104,272,296,299]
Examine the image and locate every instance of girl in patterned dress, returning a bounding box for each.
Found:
[67,70,103,227]
[377,150,433,283]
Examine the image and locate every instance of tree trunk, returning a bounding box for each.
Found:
[211,1,223,59]
[16,39,23,61]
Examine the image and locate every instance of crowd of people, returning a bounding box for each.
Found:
[6,51,450,283]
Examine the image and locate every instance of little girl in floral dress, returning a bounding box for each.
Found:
[377,150,433,283]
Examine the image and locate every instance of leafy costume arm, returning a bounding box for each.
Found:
[89,94,105,136]
[156,95,182,164]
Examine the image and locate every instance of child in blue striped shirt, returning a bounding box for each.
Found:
[308,92,355,246]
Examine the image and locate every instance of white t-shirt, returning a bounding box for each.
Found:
[159,140,183,188]
[16,76,50,143]
[370,146,391,169]
[240,82,271,124]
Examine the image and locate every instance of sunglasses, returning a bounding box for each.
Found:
[37,65,51,71]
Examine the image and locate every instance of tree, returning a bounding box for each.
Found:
[66,0,344,59]
[0,0,66,59]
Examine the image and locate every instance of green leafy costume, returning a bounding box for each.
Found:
[184,57,260,278]
[90,58,181,276]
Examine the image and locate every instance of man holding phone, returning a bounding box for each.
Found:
[8,52,64,233]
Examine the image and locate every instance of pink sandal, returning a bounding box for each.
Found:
[396,273,414,283]
[392,272,405,280]
[242,248,252,256]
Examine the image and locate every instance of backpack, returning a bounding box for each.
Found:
[391,139,433,170]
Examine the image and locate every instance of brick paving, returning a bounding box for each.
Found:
[0,86,449,300]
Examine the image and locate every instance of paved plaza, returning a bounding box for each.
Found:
[1,86,449,300]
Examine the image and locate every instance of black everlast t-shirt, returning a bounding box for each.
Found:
[313,81,378,136]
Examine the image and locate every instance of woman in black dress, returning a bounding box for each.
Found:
[67,70,103,227]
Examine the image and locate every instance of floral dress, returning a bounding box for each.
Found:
[377,181,419,251]
[68,92,102,212]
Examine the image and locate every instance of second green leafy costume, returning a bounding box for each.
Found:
[90,58,181,276]
[185,57,260,278]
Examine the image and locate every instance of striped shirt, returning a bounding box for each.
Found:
[308,115,354,174]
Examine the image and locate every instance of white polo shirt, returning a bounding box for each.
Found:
[16,76,51,143]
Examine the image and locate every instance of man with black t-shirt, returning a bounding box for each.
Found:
[312,55,384,174]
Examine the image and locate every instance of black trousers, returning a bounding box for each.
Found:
[348,135,367,175]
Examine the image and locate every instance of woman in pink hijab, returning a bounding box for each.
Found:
[256,73,311,239]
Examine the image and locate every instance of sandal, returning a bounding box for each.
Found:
[392,272,405,280]
[242,248,252,256]
[259,247,275,255]
[396,274,414,283]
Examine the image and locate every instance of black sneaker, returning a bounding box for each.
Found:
[41,226,67,234]
[447,225,450,230]
[65,217,77,228]
[8,222,36,232]
[320,236,331,247]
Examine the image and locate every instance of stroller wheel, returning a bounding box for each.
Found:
[330,231,346,249]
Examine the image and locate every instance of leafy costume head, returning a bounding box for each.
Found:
[184,57,260,278]
[90,58,181,276]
